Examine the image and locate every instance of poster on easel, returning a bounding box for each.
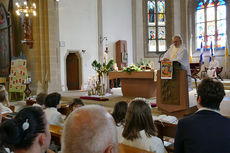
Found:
[9,58,28,93]
[161,61,173,79]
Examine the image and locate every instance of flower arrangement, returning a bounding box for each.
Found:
[136,59,151,70]
[133,97,151,109]
[89,59,114,96]
[122,64,142,74]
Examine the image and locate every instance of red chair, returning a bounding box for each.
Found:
[216,67,223,81]
[204,67,223,80]
[190,63,201,79]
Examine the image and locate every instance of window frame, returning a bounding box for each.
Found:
[144,0,167,56]
[143,0,173,58]
[195,0,227,52]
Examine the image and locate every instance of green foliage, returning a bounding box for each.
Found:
[122,64,142,74]
[91,59,114,75]
[92,60,102,71]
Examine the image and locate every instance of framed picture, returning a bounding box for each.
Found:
[122,52,128,63]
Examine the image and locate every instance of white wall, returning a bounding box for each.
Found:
[102,0,133,65]
[58,0,98,91]
[174,0,181,35]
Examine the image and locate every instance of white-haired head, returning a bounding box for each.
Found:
[172,34,183,48]
[61,105,118,153]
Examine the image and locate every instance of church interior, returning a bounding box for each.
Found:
[0,0,230,152]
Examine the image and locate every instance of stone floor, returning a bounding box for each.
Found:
[10,86,230,118]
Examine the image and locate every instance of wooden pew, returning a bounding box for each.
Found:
[154,121,177,153]
[49,124,63,146]
[119,143,155,153]
[49,125,155,153]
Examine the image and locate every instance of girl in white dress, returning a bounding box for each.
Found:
[121,99,167,153]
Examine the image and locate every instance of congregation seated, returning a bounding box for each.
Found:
[0,107,51,153]
[121,98,167,153]
[0,85,12,114]
[32,92,47,108]
[44,92,65,127]
[112,101,128,143]
[206,55,219,79]
[61,105,118,153]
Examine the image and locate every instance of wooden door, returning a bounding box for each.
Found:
[66,53,79,90]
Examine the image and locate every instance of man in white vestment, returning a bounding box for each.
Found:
[207,56,219,78]
[163,35,193,91]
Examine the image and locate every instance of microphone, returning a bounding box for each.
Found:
[158,50,168,63]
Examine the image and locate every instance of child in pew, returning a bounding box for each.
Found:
[66,98,84,116]
[33,92,47,108]
[0,85,12,114]
[69,98,84,111]
[121,98,167,153]
[44,92,65,127]
[112,101,128,143]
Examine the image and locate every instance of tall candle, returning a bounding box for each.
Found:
[104,52,107,64]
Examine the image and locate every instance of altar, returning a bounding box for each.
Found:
[109,71,156,98]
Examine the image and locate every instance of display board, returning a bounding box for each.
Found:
[9,58,27,101]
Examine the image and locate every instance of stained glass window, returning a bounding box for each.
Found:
[147,0,166,53]
[196,0,226,51]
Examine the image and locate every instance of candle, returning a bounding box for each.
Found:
[92,75,95,85]
[102,73,105,84]
[114,63,118,71]
[88,77,91,84]
[150,61,154,70]
[104,52,107,64]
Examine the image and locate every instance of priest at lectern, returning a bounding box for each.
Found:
[162,35,193,91]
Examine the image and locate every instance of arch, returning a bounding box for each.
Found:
[64,50,82,91]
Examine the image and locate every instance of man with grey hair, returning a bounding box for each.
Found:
[163,35,192,91]
[61,105,118,153]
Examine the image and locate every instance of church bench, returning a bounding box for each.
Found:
[154,121,177,153]
[49,124,63,146]
[119,143,155,153]
[49,125,155,152]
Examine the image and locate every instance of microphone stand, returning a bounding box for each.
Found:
[158,50,168,70]
[158,51,167,63]
[187,74,198,92]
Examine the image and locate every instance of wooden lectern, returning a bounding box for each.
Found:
[157,61,189,112]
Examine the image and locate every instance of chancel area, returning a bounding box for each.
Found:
[1,0,230,153]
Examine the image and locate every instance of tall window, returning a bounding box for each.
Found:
[196,0,226,51]
[146,0,166,53]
